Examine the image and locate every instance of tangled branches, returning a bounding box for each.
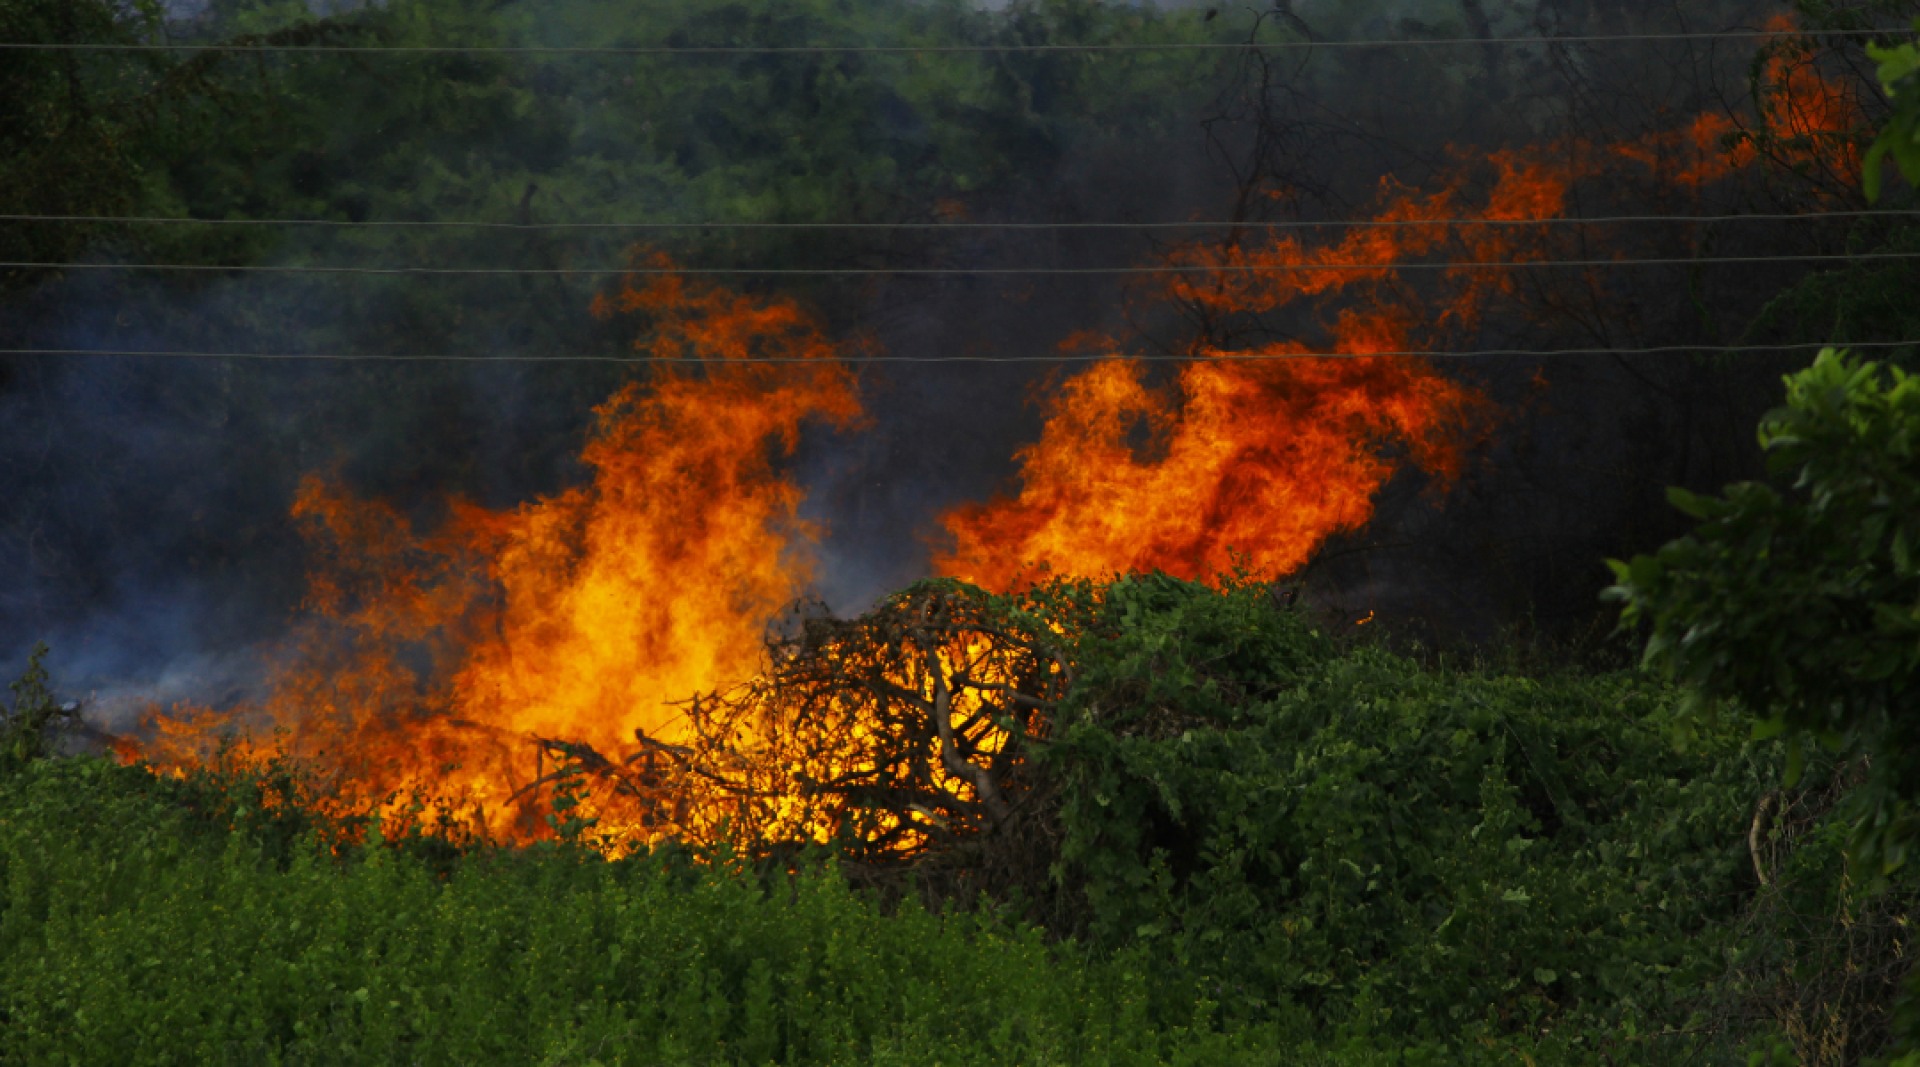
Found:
[1706,760,1920,1066]
[531,579,1097,904]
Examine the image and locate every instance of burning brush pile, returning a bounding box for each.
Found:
[118,263,1478,885]
[633,577,1095,900]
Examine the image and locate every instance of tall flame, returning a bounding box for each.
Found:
[930,154,1583,589]
[934,353,1484,589]
[933,35,1868,592]
[139,261,862,840]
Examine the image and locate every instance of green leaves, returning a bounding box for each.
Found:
[1865,21,1920,203]
[0,574,1867,1063]
[1,644,66,772]
[1050,575,1759,1044]
[1609,349,1920,875]
[1664,485,1711,520]
[0,752,1274,1065]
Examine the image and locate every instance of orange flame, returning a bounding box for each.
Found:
[137,260,862,841]
[934,352,1484,589]
[932,158,1573,589]
[1609,19,1865,195]
[1747,13,1872,187]
[933,41,1868,593]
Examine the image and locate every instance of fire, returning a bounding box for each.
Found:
[119,24,1874,851]
[1609,18,1866,195]
[138,260,863,842]
[931,157,1570,589]
[934,353,1485,589]
[1745,14,1874,188]
[933,35,1869,593]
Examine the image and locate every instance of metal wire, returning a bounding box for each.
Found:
[4,341,1911,364]
[4,211,1916,232]
[6,251,1915,277]
[0,27,1907,55]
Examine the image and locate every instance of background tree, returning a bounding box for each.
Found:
[1609,20,1920,878]
[0,0,368,294]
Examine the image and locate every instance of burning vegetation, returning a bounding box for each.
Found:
[930,32,1876,592]
[137,262,865,843]
[114,17,1883,872]
[5,2,1919,1061]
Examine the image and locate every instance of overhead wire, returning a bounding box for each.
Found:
[4,341,1912,364]
[4,210,1917,231]
[4,251,1916,277]
[7,25,1909,274]
[1,27,1909,55]
[7,26,1914,363]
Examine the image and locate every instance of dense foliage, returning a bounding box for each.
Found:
[7,576,1913,1064]
[1609,350,1920,877]
[1,0,1236,356]
[0,755,1292,1066]
[1051,574,1770,1043]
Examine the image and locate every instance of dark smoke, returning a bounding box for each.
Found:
[2,0,1913,720]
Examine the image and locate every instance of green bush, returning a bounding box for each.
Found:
[1047,573,1774,1052]
[1609,349,1920,877]
[1607,348,1920,1060]
[1865,20,1920,203]
[0,644,64,770]
[0,755,1303,1066]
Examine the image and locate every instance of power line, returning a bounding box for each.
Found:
[4,341,1911,364]
[6,251,1915,277]
[1,27,1908,55]
[4,211,1916,232]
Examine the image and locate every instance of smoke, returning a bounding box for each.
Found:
[1,0,1905,725]
[162,0,381,17]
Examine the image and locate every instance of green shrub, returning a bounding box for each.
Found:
[1865,20,1920,204]
[1609,350,1920,877]
[1,644,67,771]
[6,576,1890,1064]
[0,754,1299,1066]
[1047,573,1772,1052]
